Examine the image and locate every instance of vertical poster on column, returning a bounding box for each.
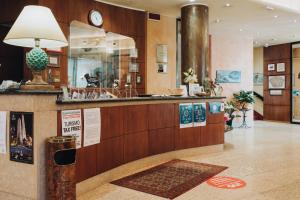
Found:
[179,103,193,128]
[209,102,222,114]
[0,112,7,154]
[61,110,82,148]
[193,103,206,127]
[9,112,34,164]
[83,108,101,147]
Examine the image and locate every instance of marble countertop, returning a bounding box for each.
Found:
[56,96,226,104]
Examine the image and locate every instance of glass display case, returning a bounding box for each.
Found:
[67,21,139,100]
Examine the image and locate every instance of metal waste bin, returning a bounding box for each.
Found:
[47,136,76,200]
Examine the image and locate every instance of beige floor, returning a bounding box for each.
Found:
[78,121,300,200]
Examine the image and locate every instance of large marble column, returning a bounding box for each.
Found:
[181,4,209,85]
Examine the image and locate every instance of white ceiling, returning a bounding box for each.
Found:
[96,0,300,47]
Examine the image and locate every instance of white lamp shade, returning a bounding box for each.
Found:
[3,5,68,48]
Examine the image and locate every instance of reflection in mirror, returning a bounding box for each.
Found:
[292,43,300,123]
[68,21,138,98]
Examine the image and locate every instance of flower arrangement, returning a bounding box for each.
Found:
[224,101,241,129]
[183,68,198,84]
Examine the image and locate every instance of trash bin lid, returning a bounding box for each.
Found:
[48,136,76,144]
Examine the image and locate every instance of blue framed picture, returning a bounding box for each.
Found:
[216,70,241,83]
[253,73,263,86]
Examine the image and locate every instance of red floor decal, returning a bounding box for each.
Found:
[206,176,246,189]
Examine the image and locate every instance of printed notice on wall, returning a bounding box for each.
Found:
[193,103,206,127]
[0,112,7,154]
[84,108,101,147]
[179,103,193,128]
[61,110,82,148]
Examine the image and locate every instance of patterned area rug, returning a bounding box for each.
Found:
[111,159,228,199]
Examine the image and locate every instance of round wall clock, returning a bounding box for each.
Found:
[88,10,103,27]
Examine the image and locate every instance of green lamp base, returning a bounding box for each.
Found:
[22,47,54,90]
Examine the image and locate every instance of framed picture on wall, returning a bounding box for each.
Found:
[9,112,34,164]
[129,63,139,73]
[270,90,283,96]
[48,54,60,67]
[268,63,275,71]
[216,70,241,83]
[276,63,285,72]
[268,75,285,89]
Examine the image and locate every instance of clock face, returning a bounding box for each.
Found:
[89,10,103,27]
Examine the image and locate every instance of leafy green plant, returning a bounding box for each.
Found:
[233,90,255,110]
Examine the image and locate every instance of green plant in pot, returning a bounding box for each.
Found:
[233,90,255,110]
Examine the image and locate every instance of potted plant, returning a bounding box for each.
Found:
[233,90,255,110]
[183,68,198,84]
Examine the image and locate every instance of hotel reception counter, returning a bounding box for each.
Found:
[0,91,225,200]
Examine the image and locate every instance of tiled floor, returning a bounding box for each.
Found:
[78,121,300,200]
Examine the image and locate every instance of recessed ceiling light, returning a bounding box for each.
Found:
[254,41,259,44]
[266,6,274,11]
[294,19,297,23]
[239,28,243,32]
[225,3,231,7]
[189,0,196,2]
[274,15,278,18]
[265,43,269,47]
[215,19,221,23]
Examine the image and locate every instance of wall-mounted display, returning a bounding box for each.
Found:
[179,103,193,128]
[216,70,241,83]
[270,90,283,96]
[48,54,60,67]
[83,108,101,147]
[157,63,167,73]
[253,73,263,86]
[61,110,82,149]
[209,102,222,114]
[268,75,285,89]
[136,75,142,84]
[156,44,168,63]
[268,63,275,71]
[0,112,7,154]
[129,63,139,73]
[276,63,285,72]
[193,103,206,127]
[10,112,34,164]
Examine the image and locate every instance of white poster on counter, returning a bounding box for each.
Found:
[61,110,82,148]
[0,112,7,154]
[83,108,101,147]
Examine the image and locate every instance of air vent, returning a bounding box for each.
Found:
[148,12,160,21]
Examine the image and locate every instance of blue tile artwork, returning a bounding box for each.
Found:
[216,70,241,83]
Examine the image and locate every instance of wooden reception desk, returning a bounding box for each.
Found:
[56,96,225,183]
[0,91,225,199]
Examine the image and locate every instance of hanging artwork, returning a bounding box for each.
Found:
[209,102,222,114]
[193,103,206,127]
[253,73,263,86]
[216,70,241,83]
[9,112,34,164]
[268,75,285,89]
[179,103,193,128]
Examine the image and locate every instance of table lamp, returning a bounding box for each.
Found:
[3,5,68,90]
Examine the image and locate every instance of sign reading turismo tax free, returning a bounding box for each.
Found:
[61,109,82,148]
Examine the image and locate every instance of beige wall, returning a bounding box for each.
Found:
[210,35,254,126]
[146,15,177,94]
[253,47,264,96]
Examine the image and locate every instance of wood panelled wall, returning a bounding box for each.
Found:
[57,103,224,183]
[263,43,291,122]
[1,0,146,93]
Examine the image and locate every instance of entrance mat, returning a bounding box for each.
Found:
[111,159,228,199]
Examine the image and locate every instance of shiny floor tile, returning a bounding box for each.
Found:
[78,121,300,200]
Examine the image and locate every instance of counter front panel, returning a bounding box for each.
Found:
[57,100,225,183]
